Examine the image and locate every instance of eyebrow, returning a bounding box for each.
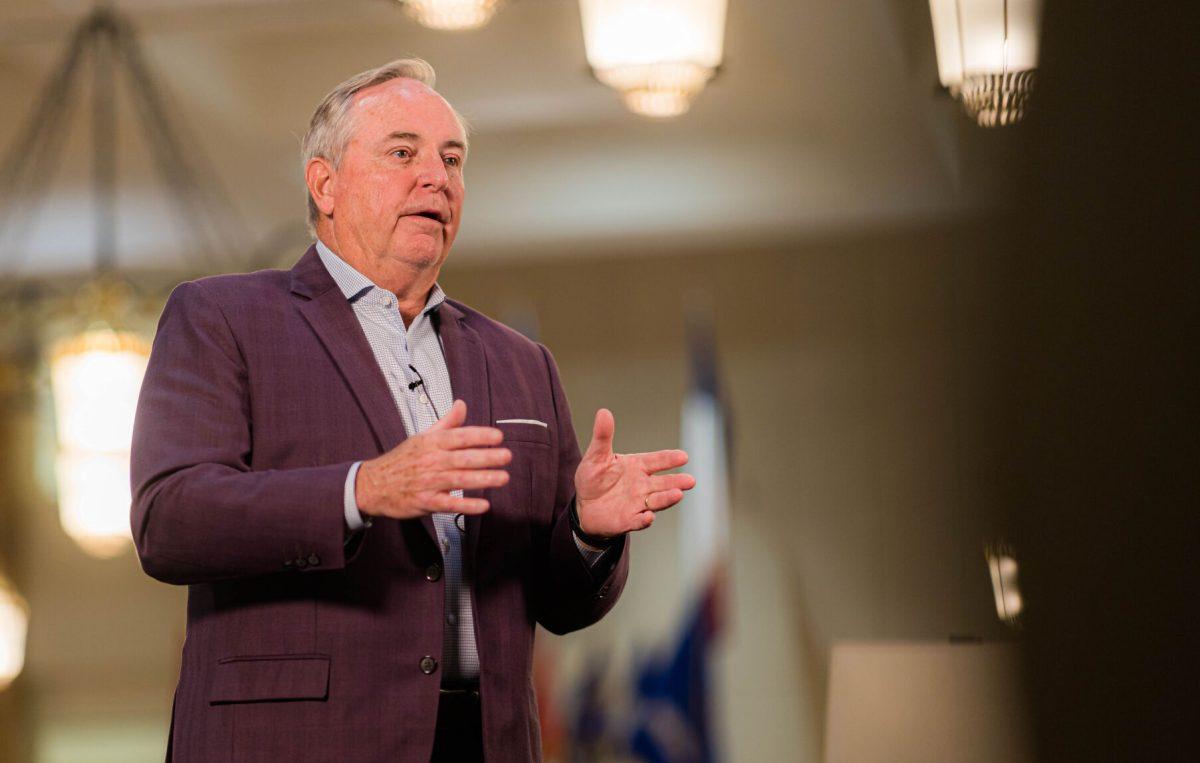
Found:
[384,131,467,152]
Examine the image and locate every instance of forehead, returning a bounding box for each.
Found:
[348,78,465,145]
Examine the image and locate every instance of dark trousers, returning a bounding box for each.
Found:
[431,688,483,762]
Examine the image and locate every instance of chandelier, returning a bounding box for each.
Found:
[928,0,1042,127]
[0,9,244,558]
[50,322,150,558]
[579,0,728,118]
[403,0,501,31]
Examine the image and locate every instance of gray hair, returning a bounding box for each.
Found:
[301,57,467,234]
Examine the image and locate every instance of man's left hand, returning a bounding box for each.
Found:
[575,408,696,538]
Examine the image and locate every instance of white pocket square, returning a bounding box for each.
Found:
[495,418,548,428]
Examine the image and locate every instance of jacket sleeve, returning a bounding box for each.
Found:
[530,343,630,635]
[130,281,357,585]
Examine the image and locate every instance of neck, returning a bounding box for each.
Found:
[364,257,437,326]
[319,226,439,326]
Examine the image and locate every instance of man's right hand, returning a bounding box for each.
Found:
[355,400,510,519]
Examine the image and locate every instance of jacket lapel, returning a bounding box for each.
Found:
[292,248,439,544]
[291,246,408,454]
[435,301,491,566]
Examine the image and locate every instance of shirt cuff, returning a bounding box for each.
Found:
[343,461,372,532]
[573,532,609,567]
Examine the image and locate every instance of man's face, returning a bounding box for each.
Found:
[329,78,466,274]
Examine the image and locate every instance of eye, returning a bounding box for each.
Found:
[392,148,413,160]
[443,155,462,168]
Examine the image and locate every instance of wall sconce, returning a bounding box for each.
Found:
[985,544,1023,623]
[579,0,728,118]
[928,0,1042,126]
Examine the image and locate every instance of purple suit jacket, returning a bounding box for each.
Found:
[130,247,629,762]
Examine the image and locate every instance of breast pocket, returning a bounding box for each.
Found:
[488,420,550,517]
[476,421,553,584]
[495,419,551,446]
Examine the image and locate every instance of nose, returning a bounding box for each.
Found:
[417,152,450,192]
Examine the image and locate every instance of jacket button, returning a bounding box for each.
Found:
[307,554,320,566]
[419,655,438,675]
[425,563,442,582]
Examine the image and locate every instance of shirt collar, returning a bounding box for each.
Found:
[315,239,447,316]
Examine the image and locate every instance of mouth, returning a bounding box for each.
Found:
[406,208,447,224]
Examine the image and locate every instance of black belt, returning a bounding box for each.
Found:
[438,687,480,700]
[433,688,483,761]
[435,687,481,730]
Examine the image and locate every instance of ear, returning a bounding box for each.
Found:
[305,157,337,218]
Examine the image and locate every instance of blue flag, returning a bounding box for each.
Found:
[629,307,730,763]
[629,584,721,763]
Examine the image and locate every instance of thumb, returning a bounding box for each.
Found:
[430,399,467,431]
[585,408,615,458]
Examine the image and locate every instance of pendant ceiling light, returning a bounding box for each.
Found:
[579,0,728,118]
[50,324,150,558]
[0,573,28,691]
[928,0,1042,127]
[0,10,245,558]
[403,0,501,31]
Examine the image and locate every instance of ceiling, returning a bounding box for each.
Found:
[0,0,1006,276]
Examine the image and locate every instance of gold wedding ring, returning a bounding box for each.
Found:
[644,494,651,511]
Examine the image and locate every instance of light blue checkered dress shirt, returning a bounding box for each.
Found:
[315,241,606,686]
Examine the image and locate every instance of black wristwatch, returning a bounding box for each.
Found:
[570,499,615,548]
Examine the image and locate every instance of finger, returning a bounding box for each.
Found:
[633,449,689,474]
[634,510,654,530]
[648,472,696,493]
[584,408,615,458]
[433,426,504,450]
[428,399,467,432]
[425,469,510,492]
[645,488,685,512]
[446,448,512,469]
[425,493,490,514]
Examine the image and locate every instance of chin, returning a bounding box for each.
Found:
[394,244,445,271]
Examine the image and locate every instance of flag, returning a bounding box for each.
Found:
[628,309,732,763]
[534,640,567,761]
[629,584,722,763]
[569,653,612,763]
[677,311,731,610]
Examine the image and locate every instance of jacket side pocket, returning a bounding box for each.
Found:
[209,653,330,704]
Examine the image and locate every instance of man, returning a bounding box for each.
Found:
[130,58,694,762]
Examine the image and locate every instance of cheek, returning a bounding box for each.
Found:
[339,173,373,215]
[364,188,389,217]
[450,183,466,219]
[367,172,397,210]
[353,169,406,213]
